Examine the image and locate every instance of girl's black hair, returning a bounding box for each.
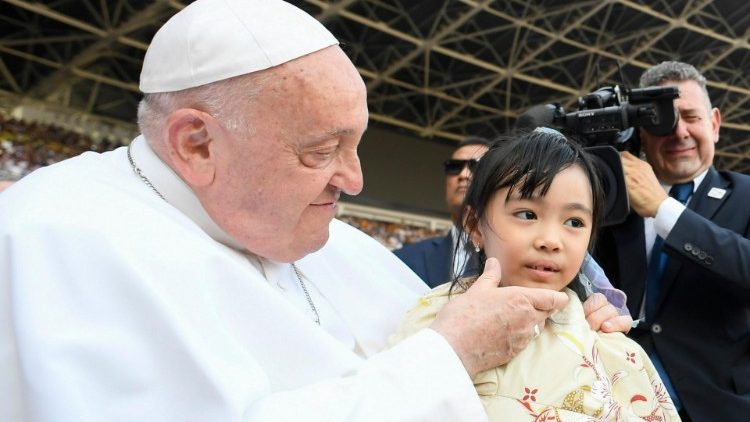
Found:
[452,129,604,300]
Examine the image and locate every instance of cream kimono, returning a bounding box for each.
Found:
[391,285,681,421]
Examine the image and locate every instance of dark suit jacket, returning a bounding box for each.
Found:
[594,167,750,420]
[393,234,479,288]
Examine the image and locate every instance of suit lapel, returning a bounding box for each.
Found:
[659,167,730,300]
[690,167,730,221]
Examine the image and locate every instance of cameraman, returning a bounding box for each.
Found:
[594,61,750,420]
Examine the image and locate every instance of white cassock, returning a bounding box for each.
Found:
[0,136,487,422]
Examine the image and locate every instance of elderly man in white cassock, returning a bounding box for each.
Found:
[0,1,631,420]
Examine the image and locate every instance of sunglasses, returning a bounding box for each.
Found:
[443,158,480,175]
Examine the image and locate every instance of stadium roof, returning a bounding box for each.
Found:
[1,0,749,171]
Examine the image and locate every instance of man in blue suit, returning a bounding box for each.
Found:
[394,137,489,288]
[594,61,750,421]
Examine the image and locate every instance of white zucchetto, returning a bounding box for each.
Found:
[139,0,338,93]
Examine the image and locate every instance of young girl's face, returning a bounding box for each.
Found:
[471,165,593,291]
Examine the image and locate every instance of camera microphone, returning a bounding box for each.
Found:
[514,103,559,131]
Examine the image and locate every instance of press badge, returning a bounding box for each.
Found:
[707,187,726,199]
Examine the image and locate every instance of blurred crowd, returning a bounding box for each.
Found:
[0,114,97,180]
[338,215,448,250]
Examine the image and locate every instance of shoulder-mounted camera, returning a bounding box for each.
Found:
[516,85,679,226]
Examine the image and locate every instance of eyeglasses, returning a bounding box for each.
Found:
[443,158,480,175]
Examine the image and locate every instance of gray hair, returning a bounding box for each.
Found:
[137,71,272,144]
[639,61,712,108]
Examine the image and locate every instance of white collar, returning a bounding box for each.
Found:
[128,135,247,252]
[660,168,709,195]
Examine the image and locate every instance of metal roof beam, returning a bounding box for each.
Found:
[25,1,171,98]
[305,0,579,94]
[430,0,609,130]
[0,57,21,93]
[0,45,139,92]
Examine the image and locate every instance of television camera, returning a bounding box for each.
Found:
[516,85,680,226]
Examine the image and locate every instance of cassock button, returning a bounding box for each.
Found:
[691,248,700,256]
[705,256,714,265]
[684,243,693,252]
[698,251,707,260]
[652,323,662,334]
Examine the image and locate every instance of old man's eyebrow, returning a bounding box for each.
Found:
[301,128,356,148]
[321,128,355,139]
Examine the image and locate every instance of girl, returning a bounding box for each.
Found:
[390,128,679,421]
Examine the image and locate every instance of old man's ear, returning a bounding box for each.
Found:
[164,108,217,187]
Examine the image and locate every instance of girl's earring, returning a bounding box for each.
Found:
[474,243,481,253]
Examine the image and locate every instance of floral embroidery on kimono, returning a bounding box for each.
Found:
[390,285,681,421]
